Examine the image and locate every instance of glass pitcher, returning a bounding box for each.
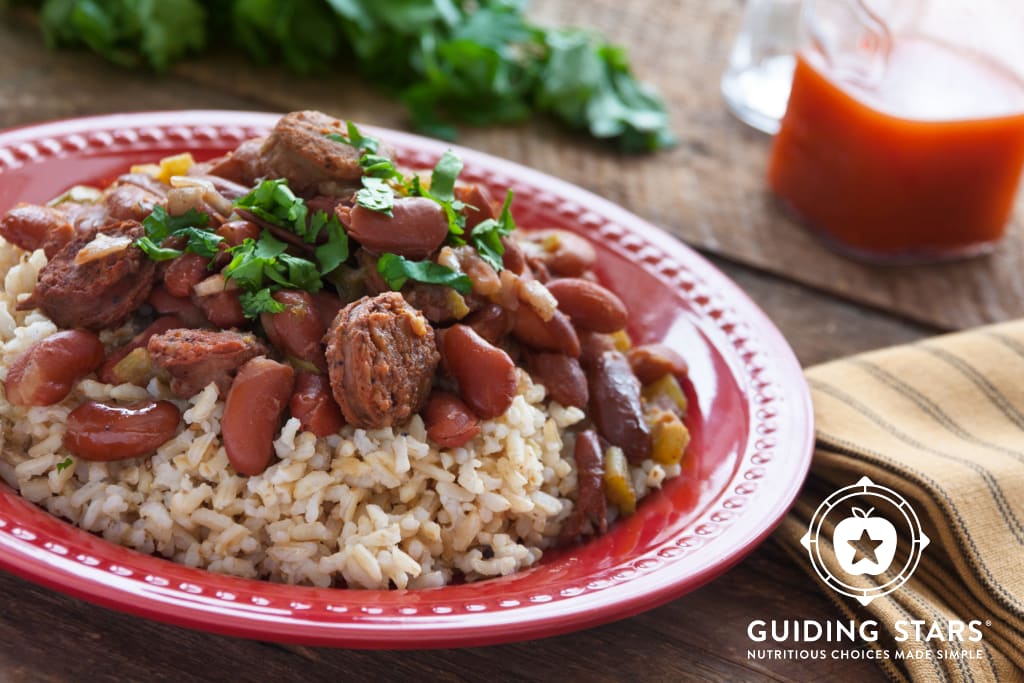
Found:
[723,0,1024,263]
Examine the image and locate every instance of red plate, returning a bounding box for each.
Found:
[0,112,813,648]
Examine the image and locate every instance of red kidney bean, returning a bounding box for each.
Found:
[462,304,512,346]
[578,330,617,368]
[222,357,295,476]
[588,350,651,464]
[104,184,161,222]
[423,390,481,448]
[454,184,497,230]
[194,289,246,328]
[147,286,208,328]
[5,330,105,406]
[627,344,689,385]
[213,220,260,269]
[545,278,628,333]
[347,197,448,260]
[441,324,516,419]
[560,429,607,541]
[500,235,526,275]
[163,253,210,298]
[98,315,183,384]
[289,372,344,437]
[216,220,260,247]
[261,290,327,370]
[64,400,181,461]
[522,229,597,277]
[512,306,580,357]
[311,290,344,329]
[526,352,588,408]
[0,203,74,257]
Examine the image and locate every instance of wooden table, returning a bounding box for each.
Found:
[1,1,1015,680]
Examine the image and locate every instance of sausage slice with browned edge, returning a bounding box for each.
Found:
[148,329,268,398]
[18,220,157,331]
[324,292,439,429]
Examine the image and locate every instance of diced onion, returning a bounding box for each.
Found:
[193,273,226,297]
[47,185,102,207]
[169,175,233,216]
[518,279,557,322]
[74,232,133,265]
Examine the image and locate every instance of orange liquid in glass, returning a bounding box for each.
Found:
[768,37,1024,261]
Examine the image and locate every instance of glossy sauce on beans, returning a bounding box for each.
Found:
[222,357,295,476]
[261,290,327,371]
[441,324,516,419]
[64,400,181,461]
[346,197,449,259]
[289,372,344,437]
[423,391,481,448]
[5,330,105,406]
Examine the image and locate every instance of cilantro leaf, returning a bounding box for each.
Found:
[176,227,224,259]
[377,253,472,295]
[356,176,395,216]
[239,289,285,318]
[141,205,208,243]
[234,179,312,239]
[315,219,350,275]
[429,150,463,203]
[470,189,516,271]
[56,457,73,474]
[135,236,183,262]
[325,120,380,153]
[359,153,403,180]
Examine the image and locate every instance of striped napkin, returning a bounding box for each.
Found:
[775,321,1024,682]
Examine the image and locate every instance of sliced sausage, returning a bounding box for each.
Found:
[148,328,268,398]
[203,137,267,186]
[18,221,157,330]
[260,111,379,195]
[324,292,439,429]
[222,357,294,476]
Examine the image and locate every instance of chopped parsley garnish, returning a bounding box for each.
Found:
[221,231,323,318]
[470,189,516,271]
[356,176,395,216]
[377,253,472,295]
[326,120,380,153]
[56,457,73,474]
[239,289,284,318]
[136,206,220,261]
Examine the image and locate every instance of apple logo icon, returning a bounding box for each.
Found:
[832,507,897,576]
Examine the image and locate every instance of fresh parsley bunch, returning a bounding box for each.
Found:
[24,0,675,152]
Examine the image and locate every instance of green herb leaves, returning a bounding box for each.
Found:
[222,231,323,318]
[356,177,395,216]
[34,1,674,151]
[377,253,472,295]
[56,457,73,474]
[136,206,220,261]
[470,189,515,271]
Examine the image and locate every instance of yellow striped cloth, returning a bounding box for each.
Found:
[775,321,1024,682]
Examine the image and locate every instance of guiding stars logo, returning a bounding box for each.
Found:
[801,476,930,605]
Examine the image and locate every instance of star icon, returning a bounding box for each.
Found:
[849,530,884,564]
